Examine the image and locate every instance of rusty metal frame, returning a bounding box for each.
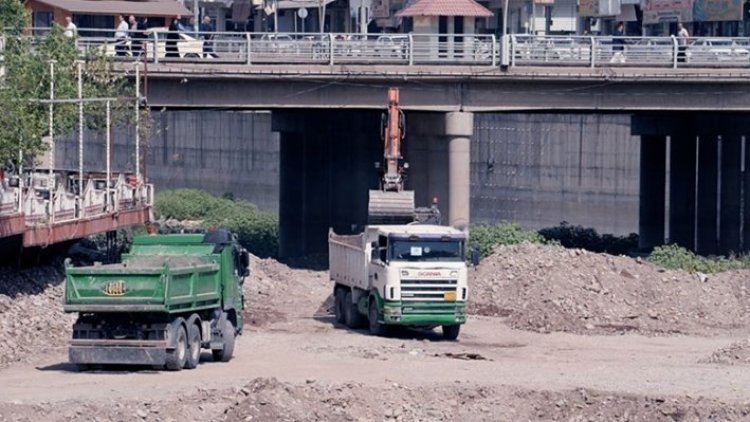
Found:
[23,206,151,247]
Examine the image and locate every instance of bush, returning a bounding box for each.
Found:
[648,244,750,273]
[154,189,279,258]
[469,222,546,258]
[538,222,638,255]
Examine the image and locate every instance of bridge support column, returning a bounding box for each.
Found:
[278,128,305,258]
[696,136,718,256]
[720,136,742,255]
[744,138,750,251]
[446,112,473,231]
[669,135,697,249]
[639,135,666,250]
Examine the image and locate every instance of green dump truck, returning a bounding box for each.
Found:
[63,230,249,370]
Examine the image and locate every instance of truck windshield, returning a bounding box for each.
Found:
[389,239,464,262]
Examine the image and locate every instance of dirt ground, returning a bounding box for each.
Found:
[1,244,749,421]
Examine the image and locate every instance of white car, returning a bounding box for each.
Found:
[374,35,408,59]
[687,38,750,63]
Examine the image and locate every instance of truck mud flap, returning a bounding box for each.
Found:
[69,341,168,366]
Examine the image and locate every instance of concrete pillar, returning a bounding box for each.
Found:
[744,137,750,251]
[404,113,449,219]
[278,130,304,258]
[445,112,473,230]
[669,135,697,249]
[696,136,718,256]
[720,136,742,255]
[639,135,666,250]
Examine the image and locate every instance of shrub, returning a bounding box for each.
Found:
[154,189,279,258]
[648,244,750,273]
[469,222,545,258]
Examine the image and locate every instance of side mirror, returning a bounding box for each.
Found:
[239,250,250,278]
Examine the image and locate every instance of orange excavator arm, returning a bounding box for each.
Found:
[368,87,415,224]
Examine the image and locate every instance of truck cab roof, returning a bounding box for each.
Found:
[368,224,466,239]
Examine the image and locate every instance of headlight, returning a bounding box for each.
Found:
[450,271,458,278]
[401,270,409,277]
[384,305,401,315]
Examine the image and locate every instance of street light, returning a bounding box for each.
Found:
[503,0,509,36]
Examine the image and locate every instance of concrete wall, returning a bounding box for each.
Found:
[55,110,280,213]
[54,109,640,241]
[470,113,640,235]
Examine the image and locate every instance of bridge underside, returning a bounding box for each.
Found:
[635,113,750,255]
[275,110,472,257]
[144,67,750,112]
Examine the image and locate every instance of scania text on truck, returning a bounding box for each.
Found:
[329,224,468,340]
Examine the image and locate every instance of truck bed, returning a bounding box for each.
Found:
[64,254,222,313]
[328,230,369,290]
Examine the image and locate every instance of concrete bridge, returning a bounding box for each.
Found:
[125,60,750,257]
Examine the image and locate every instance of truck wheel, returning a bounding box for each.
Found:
[441,324,461,341]
[165,324,187,370]
[185,323,201,369]
[212,320,235,362]
[344,291,365,328]
[368,301,387,336]
[334,288,346,324]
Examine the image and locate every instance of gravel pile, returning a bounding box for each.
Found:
[0,264,75,369]
[702,339,750,366]
[245,255,330,327]
[221,378,750,422]
[470,243,750,336]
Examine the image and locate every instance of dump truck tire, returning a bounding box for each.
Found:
[441,324,461,341]
[165,324,187,370]
[368,301,387,337]
[212,320,235,362]
[185,323,201,369]
[344,291,365,329]
[334,288,346,324]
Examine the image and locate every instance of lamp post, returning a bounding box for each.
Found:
[503,0,509,36]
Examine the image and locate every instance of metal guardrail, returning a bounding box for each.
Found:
[14,28,750,68]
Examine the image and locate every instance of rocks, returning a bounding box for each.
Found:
[701,339,750,366]
[0,263,75,369]
[470,243,750,336]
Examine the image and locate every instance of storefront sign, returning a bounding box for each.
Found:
[693,0,742,22]
[579,0,621,17]
[642,0,693,24]
[372,0,389,18]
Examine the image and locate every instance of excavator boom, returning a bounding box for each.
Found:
[367,87,416,224]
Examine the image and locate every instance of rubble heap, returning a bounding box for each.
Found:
[470,243,750,336]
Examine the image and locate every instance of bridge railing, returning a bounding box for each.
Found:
[18,28,750,69]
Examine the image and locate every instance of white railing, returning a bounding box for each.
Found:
[7,170,153,226]
[20,28,750,69]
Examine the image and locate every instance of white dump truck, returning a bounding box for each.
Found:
[329,224,469,340]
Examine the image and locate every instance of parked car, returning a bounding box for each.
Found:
[374,35,408,59]
[257,33,298,55]
[687,38,750,63]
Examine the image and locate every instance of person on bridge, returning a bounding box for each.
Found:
[199,16,215,58]
[166,17,180,58]
[677,23,690,63]
[129,15,145,58]
[63,16,77,38]
[114,15,130,56]
[611,22,626,64]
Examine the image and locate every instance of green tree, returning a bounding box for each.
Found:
[0,0,26,34]
[0,16,139,167]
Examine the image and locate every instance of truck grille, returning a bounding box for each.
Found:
[400,279,457,301]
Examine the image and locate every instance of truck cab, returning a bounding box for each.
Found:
[330,224,468,340]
